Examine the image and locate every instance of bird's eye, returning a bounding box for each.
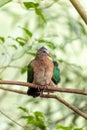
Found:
[42,49,49,54]
[43,50,46,53]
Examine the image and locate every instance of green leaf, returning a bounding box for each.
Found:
[34,111,46,130]
[56,125,71,130]
[20,116,29,119]
[58,59,64,63]
[19,110,47,130]
[35,118,46,130]
[23,2,39,9]
[0,0,12,7]
[27,51,35,56]
[23,2,46,23]
[18,106,29,114]
[34,111,45,119]
[16,37,27,46]
[21,66,28,74]
[11,45,17,49]
[0,37,5,43]
[35,8,46,23]
[36,119,46,130]
[27,116,35,124]
[74,128,83,130]
[37,39,56,49]
[19,27,32,37]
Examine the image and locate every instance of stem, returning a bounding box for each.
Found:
[0,86,26,95]
[0,110,28,130]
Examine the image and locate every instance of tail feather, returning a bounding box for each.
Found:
[27,88,40,97]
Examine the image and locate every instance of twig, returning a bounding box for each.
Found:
[70,0,87,24]
[0,86,26,95]
[39,2,55,10]
[55,105,87,123]
[0,110,28,130]
[0,80,87,95]
[40,94,87,120]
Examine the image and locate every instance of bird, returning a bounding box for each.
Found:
[27,47,61,97]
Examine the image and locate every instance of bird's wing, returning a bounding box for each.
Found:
[27,61,34,83]
[52,61,61,84]
[27,61,40,97]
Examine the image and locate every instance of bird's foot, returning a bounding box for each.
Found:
[35,85,48,91]
[35,85,41,91]
[42,85,49,90]
[40,85,49,97]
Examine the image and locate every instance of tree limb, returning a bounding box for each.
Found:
[0,85,87,120]
[0,86,26,95]
[70,0,87,24]
[40,94,87,120]
[0,80,87,95]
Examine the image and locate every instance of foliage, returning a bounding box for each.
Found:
[55,125,83,130]
[0,0,87,130]
[19,106,47,130]
[23,2,46,23]
[18,107,83,130]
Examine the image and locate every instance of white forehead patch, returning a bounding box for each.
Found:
[43,49,49,54]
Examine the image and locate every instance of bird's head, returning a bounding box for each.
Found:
[36,47,52,60]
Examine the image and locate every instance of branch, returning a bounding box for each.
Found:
[70,0,87,24]
[55,105,87,123]
[0,82,87,120]
[40,94,87,120]
[0,86,26,95]
[0,80,87,95]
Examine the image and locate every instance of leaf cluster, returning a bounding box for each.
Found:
[19,106,47,130]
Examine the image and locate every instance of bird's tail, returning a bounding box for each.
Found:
[27,88,40,97]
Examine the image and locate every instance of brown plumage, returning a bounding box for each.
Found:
[27,47,54,97]
[32,51,54,87]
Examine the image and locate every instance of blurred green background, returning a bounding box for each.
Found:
[0,0,87,130]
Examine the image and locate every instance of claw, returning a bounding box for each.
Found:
[41,85,48,90]
[40,85,50,97]
[35,85,41,91]
[35,84,49,93]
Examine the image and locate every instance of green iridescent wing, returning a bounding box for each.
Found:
[27,61,34,83]
[27,61,40,97]
[52,61,61,84]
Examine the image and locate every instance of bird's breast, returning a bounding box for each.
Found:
[32,58,53,86]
